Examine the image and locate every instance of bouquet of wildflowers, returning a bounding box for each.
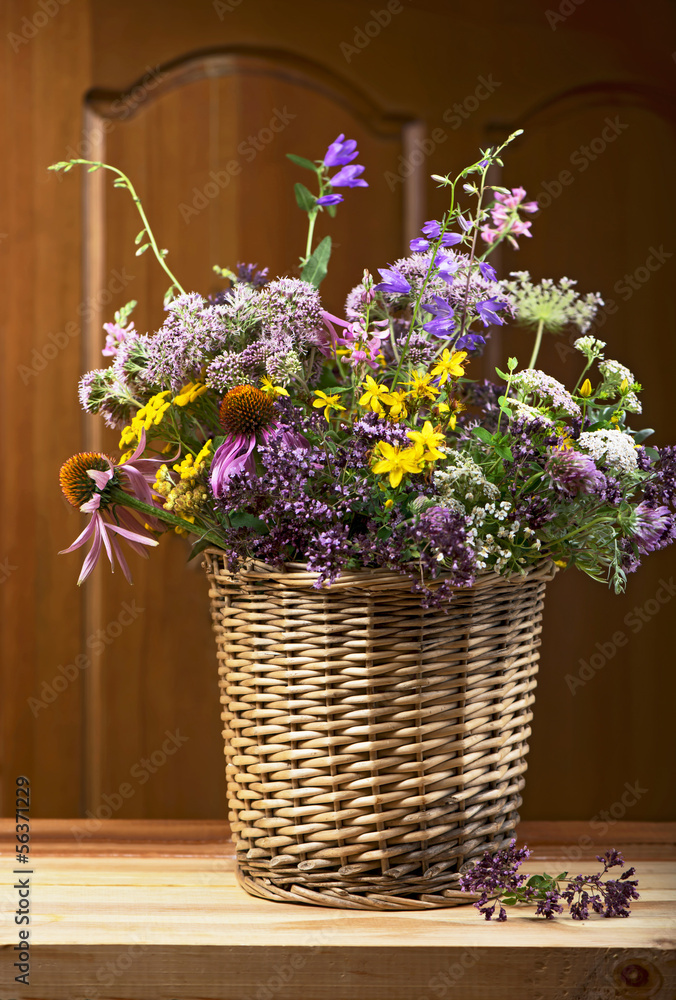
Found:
[53,130,676,600]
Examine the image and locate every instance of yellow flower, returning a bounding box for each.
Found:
[556,429,574,450]
[371,442,424,488]
[384,498,394,509]
[118,391,172,449]
[195,439,214,466]
[173,439,214,481]
[406,421,446,463]
[430,349,468,386]
[403,371,440,401]
[386,389,410,421]
[313,390,346,421]
[173,382,208,406]
[260,377,289,399]
[579,378,593,398]
[436,399,465,430]
[358,376,393,415]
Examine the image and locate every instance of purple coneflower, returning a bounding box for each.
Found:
[59,432,163,585]
[210,386,307,496]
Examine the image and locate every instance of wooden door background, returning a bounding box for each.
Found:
[1,0,675,825]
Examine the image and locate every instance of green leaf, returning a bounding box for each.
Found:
[556,872,568,881]
[471,426,493,444]
[493,442,514,461]
[502,897,517,906]
[286,153,319,172]
[495,367,511,381]
[326,203,338,219]
[631,427,655,444]
[507,357,518,371]
[645,446,660,462]
[498,395,512,413]
[229,512,269,534]
[527,874,546,887]
[294,182,317,213]
[301,235,332,288]
[187,537,213,561]
[377,525,393,540]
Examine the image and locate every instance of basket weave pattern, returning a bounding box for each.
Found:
[204,552,555,910]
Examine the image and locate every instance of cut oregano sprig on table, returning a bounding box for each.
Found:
[458,841,639,920]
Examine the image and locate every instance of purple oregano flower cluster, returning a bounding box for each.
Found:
[459,841,639,921]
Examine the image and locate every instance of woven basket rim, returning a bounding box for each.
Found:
[204,548,558,592]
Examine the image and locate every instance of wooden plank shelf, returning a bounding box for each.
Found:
[1,820,674,999]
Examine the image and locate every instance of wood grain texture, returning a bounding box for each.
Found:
[0,0,92,817]
[0,822,673,999]
[2,0,676,825]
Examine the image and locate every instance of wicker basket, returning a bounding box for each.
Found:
[204,551,556,910]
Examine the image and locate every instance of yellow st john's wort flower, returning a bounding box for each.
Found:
[371,442,424,488]
[358,376,393,415]
[579,378,593,398]
[430,349,468,386]
[313,390,346,421]
[436,399,466,430]
[406,421,446,463]
[260,377,289,399]
[173,381,208,406]
[386,389,410,421]
[402,371,440,402]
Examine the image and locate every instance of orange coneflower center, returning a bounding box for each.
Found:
[59,452,112,508]
[219,385,275,437]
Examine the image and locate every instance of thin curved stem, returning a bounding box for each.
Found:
[49,159,186,296]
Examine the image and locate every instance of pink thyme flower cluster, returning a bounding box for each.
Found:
[481,187,538,248]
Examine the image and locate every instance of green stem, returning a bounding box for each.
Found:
[111,488,223,547]
[305,211,318,262]
[572,358,593,394]
[528,318,546,370]
[51,159,186,296]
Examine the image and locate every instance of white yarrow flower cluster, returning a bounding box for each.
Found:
[598,359,642,414]
[434,453,499,505]
[512,369,581,418]
[578,429,639,474]
[574,335,606,359]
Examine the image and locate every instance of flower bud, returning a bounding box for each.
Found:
[579,379,592,398]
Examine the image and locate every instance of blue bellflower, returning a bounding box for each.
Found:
[476,297,508,326]
[422,295,456,337]
[316,193,344,206]
[323,134,359,167]
[374,267,411,295]
[329,164,368,188]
